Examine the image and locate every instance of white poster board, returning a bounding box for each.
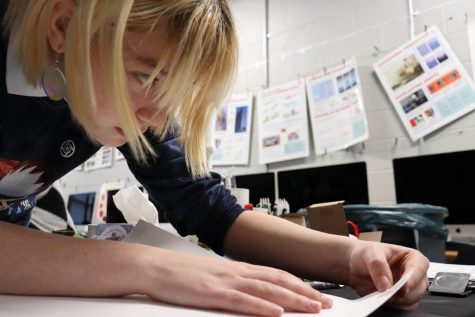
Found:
[83,147,113,172]
[211,94,253,165]
[374,25,475,141]
[305,57,369,155]
[114,148,125,161]
[257,80,310,164]
[468,15,475,80]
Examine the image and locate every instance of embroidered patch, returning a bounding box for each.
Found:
[60,140,75,158]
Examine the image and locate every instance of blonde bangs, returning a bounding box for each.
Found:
[130,0,238,177]
[5,0,238,178]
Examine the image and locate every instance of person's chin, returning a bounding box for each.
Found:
[100,139,128,147]
[94,133,128,147]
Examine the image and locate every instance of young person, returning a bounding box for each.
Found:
[0,1,429,316]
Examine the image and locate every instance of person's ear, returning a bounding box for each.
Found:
[46,0,76,54]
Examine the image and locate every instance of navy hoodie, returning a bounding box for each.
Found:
[0,3,243,254]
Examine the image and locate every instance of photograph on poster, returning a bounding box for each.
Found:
[311,79,335,102]
[427,69,461,94]
[287,131,300,141]
[436,51,449,63]
[417,43,431,56]
[409,108,435,128]
[384,55,425,90]
[400,89,429,114]
[215,106,227,131]
[428,37,441,50]
[263,135,280,147]
[337,68,358,93]
[425,57,438,69]
[234,105,248,133]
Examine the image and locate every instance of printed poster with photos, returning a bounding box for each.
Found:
[257,80,310,164]
[373,25,475,141]
[305,57,369,155]
[211,94,253,165]
[83,147,114,172]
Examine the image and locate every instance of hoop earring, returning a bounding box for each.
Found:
[41,53,67,101]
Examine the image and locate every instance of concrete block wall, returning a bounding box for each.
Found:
[218,0,475,205]
[61,0,475,207]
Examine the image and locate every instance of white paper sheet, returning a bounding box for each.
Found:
[0,221,412,317]
[0,272,412,317]
[468,15,475,81]
[428,262,475,280]
[123,219,218,257]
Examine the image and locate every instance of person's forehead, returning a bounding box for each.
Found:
[124,28,170,62]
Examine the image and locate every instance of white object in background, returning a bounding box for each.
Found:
[90,180,127,224]
[230,187,249,207]
[0,270,413,317]
[468,15,475,81]
[123,220,215,257]
[253,207,269,214]
[428,262,475,281]
[112,185,159,226]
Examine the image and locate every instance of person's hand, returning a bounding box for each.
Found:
[139,248,333,317]
[346,240,429,310]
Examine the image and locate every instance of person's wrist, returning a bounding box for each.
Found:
[344,239,368,285]
[121,243,166,296]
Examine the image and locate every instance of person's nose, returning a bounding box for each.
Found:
[135,106,165,131]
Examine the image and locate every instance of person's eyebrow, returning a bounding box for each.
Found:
[135,56,169,76]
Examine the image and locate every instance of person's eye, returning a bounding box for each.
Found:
[137,73,159,86]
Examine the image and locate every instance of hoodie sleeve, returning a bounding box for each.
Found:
[118,130,244,255]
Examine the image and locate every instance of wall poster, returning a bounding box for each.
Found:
[257,80,310,164]
[305,57,369,155]
[211,94,253,165]
[374,26,475,141]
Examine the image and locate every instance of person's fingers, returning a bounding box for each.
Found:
[241,266,333,308]
[384,248,429,306]
[236,278,324,313]
[388,276,428,308]
[209,288,285,317]
[396,254,430,298]
[364,245,393,291]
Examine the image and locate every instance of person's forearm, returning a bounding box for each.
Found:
[0,221,155,296]
[223,211,354,283]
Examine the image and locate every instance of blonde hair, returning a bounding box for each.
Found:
[4,0,238,178]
